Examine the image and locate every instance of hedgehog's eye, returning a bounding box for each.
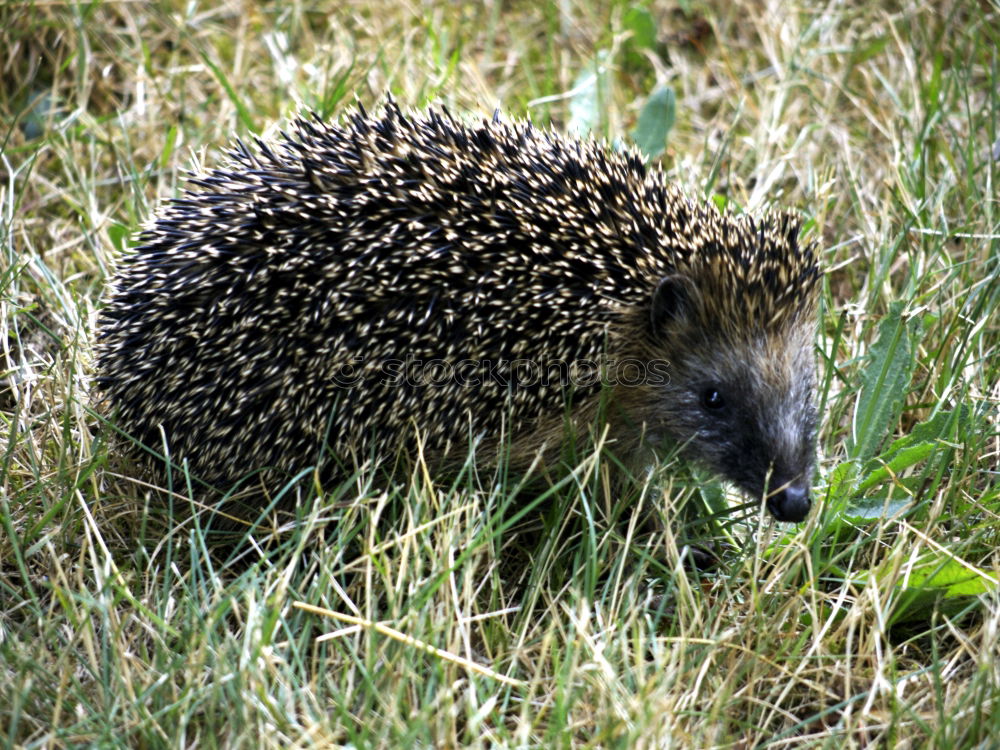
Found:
[700,387,725,412]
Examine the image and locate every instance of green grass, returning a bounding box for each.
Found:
[2,0,999,747]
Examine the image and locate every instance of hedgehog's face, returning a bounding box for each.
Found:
[645,275,818,522]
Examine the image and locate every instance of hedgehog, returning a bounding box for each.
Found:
[95,98,821,523]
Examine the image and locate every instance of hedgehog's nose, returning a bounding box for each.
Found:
[767,483,811,523]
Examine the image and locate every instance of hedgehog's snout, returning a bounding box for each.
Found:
[766,482,811,523]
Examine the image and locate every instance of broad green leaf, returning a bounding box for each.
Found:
[623,7,656,70]
[872,554,999,625]
[107,223,131,253]
[697,477,728,517]
[849,302,918,464]
[624,7,656,51]
[826,459,860,503]
[567,51,610,138]
[900,555,996,596]
[631,86,675,161]
[840,496,912,521]
[880,406,970,460]
[856,440,936,492]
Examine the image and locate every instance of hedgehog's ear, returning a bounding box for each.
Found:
[649,275,692,335]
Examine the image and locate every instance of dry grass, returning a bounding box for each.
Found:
[1,0,998,747]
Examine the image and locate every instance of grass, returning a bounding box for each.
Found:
[2,0,999,747]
